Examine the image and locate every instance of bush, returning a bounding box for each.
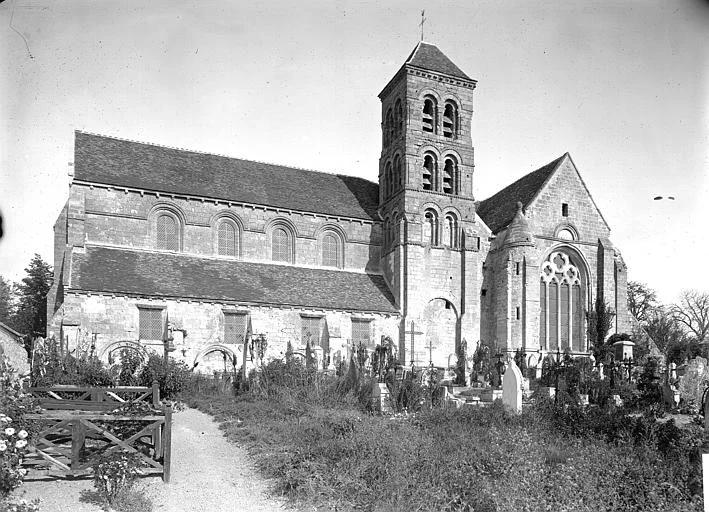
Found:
[0,358,37,499]
[92,451,143,506]
[0,500,40,512]
[31,337,112,387]
[138,355,191,400]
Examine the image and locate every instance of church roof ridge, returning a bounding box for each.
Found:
[73,131,381,221]
[73,130,370,183]
[476,154,567,234]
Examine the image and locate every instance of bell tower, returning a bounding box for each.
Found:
[378,42,485,366]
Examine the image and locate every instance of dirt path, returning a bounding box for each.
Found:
[15,408,292,512]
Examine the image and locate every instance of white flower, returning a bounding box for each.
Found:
[18,468,27,476]
[0,443,6,452]
[15,439,27,448]
[4,427,15,436]
[17,430,27,439]
[1,416,12,423]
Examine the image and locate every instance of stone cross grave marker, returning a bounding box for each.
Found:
[405,321,423,367]
[502,360,523,414]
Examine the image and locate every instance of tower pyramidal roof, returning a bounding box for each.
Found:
[404,41,472,81]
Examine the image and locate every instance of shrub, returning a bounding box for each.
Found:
[0,499,41,512]
[31,337,112,387]
[138,355,191,400]
[92,451,143,506]
[0,358,37,498]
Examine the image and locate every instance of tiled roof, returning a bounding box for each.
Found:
[0,322,23,339]
[74,132,380,221]
[477,155,566,234]
[70,246,399,314]
[405,42,472,81]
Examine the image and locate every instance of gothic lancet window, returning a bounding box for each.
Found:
[422,96,437,134]
[442,156,458,195]
[539,251,585,352]
[422,153,436,191]
[443,101,458,139]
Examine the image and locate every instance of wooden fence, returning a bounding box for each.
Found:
[23,383,172,482]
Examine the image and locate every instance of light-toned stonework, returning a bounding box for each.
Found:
[47,42,630,373]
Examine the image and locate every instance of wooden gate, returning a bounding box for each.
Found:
[24,384,173,482]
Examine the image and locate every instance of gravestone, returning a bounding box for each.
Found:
[502,360,523,414]
[678,357,709,407]
[372,382,392,414]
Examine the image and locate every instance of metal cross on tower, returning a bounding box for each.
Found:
[405,321,423,368]
[419,10,426,41]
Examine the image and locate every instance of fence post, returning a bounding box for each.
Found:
[71,420,86,471]
[152,380,160,408]
[162,404,172,483]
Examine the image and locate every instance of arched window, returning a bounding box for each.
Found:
[272,226,293,263]
[422,96,437,134]
[392,155,402,193]
[385,162,393,199]
[321,233,340,268]
[395,99,403,137]
[422,153,436,191]
[540,251,586,352]
[442,156,458,195]
[217,220,238,257]
[385,108,394,146]
[156,213,179,251]
[444,213,458,248]
[423,209,438,245]
[443,101,459,139]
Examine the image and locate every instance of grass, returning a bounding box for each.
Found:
[183,364,704,512]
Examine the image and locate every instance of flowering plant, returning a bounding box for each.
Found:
[92,451,143,505]
[0,357,36,498]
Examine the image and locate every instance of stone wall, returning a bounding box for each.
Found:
[67,184,382,273]
[51,291,400,374]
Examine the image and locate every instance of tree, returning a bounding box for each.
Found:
[644,308,690,363]
[671,289,709,343]
[587,298,615,360]
[627,281,658,324]
[0,276,17,327]
[13,254,53,340]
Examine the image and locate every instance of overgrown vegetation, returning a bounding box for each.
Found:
[92,452,152,512]
[184,358,704,512]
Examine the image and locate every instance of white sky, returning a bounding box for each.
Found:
[0,0,707,304]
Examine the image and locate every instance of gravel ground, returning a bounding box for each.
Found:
[15,408,293,512]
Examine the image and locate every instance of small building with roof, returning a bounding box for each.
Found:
[47,41,630,373]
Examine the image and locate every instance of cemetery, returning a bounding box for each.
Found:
[1,312,708,511]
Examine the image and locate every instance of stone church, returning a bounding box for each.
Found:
[47,42,630,373]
